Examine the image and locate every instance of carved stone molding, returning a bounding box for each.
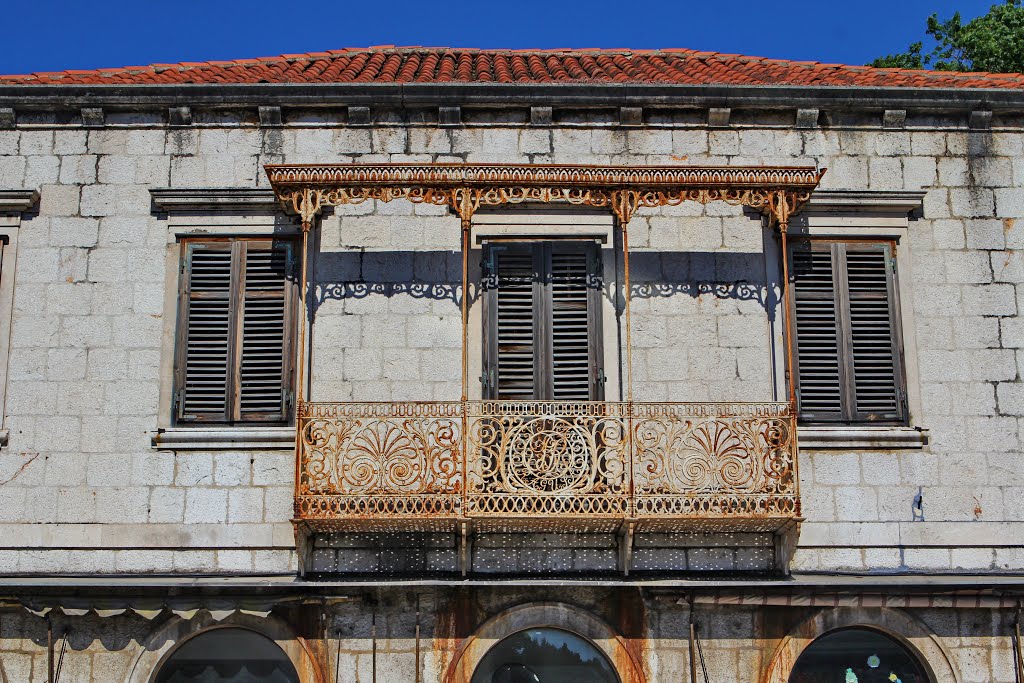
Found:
[0,190,39,213]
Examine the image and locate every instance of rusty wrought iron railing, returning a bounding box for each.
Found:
[295,400,799,531]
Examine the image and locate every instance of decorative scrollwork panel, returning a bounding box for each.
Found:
[297,401,464,520]
[294,400,800,528]
[465,401,631,518]
[631,402,798,519]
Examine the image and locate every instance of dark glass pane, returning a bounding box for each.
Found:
[155,628,300,683]
[789,628,928,683]
[471,628,619,683]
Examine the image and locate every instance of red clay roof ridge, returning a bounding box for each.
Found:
[2,46,1023,87]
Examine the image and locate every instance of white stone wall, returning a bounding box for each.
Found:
[0,111,1021,575]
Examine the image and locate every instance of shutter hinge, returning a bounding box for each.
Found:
[173,388,184,418]
[597,368,607,386]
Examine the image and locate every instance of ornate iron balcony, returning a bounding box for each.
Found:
[295,400,800,533]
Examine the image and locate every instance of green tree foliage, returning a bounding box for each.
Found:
[870,0,1024,72]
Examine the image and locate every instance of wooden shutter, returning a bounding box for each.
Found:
[238,241,295,421]
[846,244,904,421]
[790,240,906,424]
[178,243,234,421]
[490,246,537,399]
[549,247,598,400]
[483,241,603,401]
[176,239,296,424]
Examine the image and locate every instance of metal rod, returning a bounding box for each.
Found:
[460,214,471,525]
[47,618,54,683]
[621,219,634,404]
[620,216,638,519]
[688,615,697,683]
[461,216,470,403]
[1016,607,1024,683]
[54,633,67,683]
[776,205,802,521]
[298,223,310,404]
[294,222,311,517]
[414,594,421,683]
[334,625,342,683]
[371,607,377,683]
[777,208,797,408]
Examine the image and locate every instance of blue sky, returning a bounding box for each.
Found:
[2,0,997,75]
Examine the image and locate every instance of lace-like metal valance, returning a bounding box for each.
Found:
[265,163,825,226]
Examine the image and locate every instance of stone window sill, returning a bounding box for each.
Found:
[797,426,928,450]
[151,427,295,450]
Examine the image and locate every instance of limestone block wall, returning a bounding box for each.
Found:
[0,108,1021,574]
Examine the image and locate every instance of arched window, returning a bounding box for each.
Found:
[789,628,929,683]
[154,628,300,683]
[470,627,619,683]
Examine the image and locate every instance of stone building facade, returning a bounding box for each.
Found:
[0,47,1022,681]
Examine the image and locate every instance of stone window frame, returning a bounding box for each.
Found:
[149,188,300,450]
[762,606,956,683]
[448,602,644,682]
[781,190,929,449]
[0,191,38,448]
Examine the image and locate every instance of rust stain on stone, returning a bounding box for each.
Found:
[296,635,329,683]
[610,588,649,683]
[436,589,476,682]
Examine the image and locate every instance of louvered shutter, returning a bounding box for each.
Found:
[491,246,537,399]
[845,244,904,422]
[549,247,598,400]
[484,241,602,401]
[238,241,295,421]
[176,239,295,424]
[178,243,235,421]
[791,240,905,424]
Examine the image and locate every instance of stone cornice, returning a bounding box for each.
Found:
[805,190,927,213]
[1,82,1023,114]
[149,187,278,212]
[0,190,39,213]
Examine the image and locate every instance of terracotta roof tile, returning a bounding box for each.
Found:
[2,46,1023,89]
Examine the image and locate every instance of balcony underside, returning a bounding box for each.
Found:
[295,400,801,535]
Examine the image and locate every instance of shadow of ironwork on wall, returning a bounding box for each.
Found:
[310,250,780,320]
